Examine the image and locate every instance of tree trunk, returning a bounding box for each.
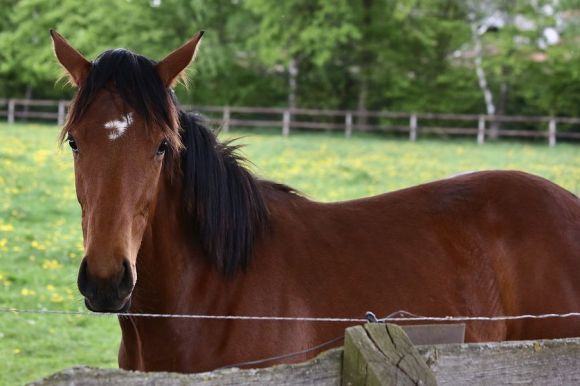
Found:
[497,63,512,131]
[356,78,368,129]
[287,57,298,114]
[471,22,497,139]
[356,0,373,130]
[498,81,509,119]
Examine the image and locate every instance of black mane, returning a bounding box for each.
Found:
[65,49,176,139]
[63,48,295,275]
[180,112,270,275]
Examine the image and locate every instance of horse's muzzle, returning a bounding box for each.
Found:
[78,257,134,313]
[84,296,131,313]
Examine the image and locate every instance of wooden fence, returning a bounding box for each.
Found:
[31,323,580,386]
[2,98,580,146]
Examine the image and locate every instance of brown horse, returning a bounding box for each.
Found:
[51,30,580,373]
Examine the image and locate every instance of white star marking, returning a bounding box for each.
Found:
[104,113,133,140]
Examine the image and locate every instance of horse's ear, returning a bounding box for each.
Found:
[156,31,204,87]
[50,29,90,87]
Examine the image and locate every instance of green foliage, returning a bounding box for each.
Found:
[244,0,359,66]
[0,0,579,119]
[517,0,580,117]
[365,0,477,112]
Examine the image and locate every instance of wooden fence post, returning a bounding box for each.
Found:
[343,323,437,386]
[282,110,291,137]
[409,113,417,142]
[345,112,353,138]
[57,100,67,126]
[222,106,230,133]
[477,115,485,145]
[548,118,556,147]
[7,99,15,124]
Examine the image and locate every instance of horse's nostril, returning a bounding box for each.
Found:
[118,259,133,299]
[77,257,133,312]
[77,258,91,297]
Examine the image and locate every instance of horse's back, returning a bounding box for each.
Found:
[262,170,580,343]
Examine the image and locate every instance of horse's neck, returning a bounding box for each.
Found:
[132,176,308,315]
[131,173,214,313]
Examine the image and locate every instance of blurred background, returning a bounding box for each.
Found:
[1,0,580,120]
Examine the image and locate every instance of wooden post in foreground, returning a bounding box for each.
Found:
[343,323,436,386]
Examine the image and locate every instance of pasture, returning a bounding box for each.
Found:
[0,123,578,385]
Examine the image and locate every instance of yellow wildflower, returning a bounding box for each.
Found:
[20,288,35,296]
[42,260,62,270]
[0,224,14,232]
[50,293,64,303]
[31,241,46,250]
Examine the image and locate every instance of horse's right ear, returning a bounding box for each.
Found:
[50,29,90,87]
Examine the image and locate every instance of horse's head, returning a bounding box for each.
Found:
[51,30,203,312]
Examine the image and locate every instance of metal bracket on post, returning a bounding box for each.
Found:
[365,311,380,323]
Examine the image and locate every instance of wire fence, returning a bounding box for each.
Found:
[3,307,580,324]
[5,307,580,370]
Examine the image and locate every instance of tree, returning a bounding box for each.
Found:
[464,0,574,135]
[1,0,580,126]
[0,0,274,106]
[351,0,475,113]
[519,1,580,120]
[243,0,359,110]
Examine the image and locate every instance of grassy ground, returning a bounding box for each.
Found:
[0,123,578,385]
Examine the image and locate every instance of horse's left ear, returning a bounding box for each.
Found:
[50,29,91,87]
[156,31,205,87]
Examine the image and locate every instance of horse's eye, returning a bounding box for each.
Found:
[67,134,79,153]
[156,140,168,156]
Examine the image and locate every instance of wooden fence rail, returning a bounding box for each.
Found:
[2,99,580,146]
[31,324,580,386]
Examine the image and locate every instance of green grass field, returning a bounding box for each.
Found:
[0,123,578,385]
